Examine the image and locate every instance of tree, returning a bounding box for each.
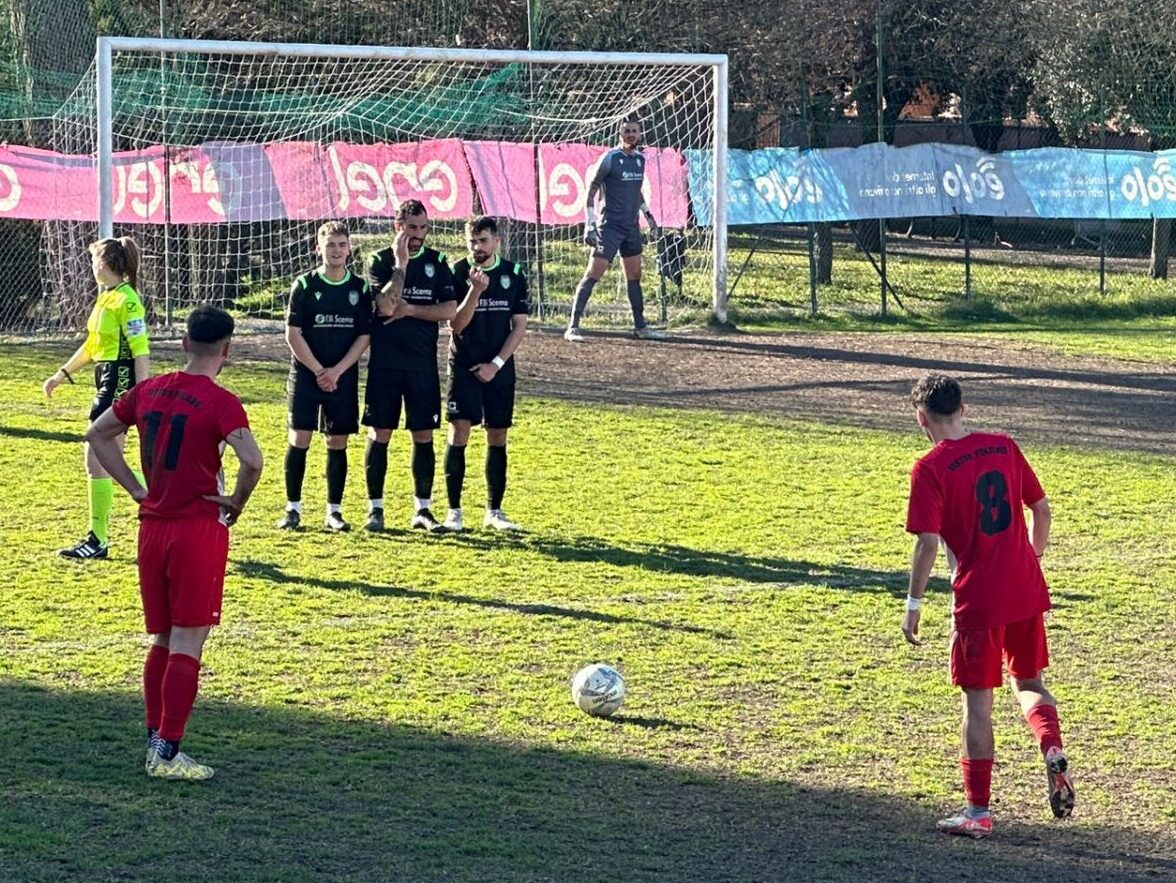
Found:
[1027,0,1176,278]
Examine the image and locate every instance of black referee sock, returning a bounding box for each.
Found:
[365,438,389,502]
[412,441,435,501]
[626,279,647,328]
[571,276,597,327]
[285,445,309,504]
[326,447,347,506]
[486,445,507,510]
[444,444,467,510]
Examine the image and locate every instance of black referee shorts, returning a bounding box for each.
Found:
[363,368,441,432]
[593,223,643,262]
[90,360,135,422]
[446,369,516,429]
[287,369,360,436]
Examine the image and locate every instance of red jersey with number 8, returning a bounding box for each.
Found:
[906,431,1050,629]
[112,371,249,521]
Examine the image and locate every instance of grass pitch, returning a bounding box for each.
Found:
[1,339,1174,882]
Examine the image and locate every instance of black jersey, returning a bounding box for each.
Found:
[450,256,531,380]
[367,245,457,374]
[285,269,372,378]
[592,147,647,227]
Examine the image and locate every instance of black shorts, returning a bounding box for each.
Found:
[287,369,360,436]
[446,368,516,429]
[363,368,441,432]
[90,360,135,422]
[593,223,643,262]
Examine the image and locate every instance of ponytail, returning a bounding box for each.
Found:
[116,236,140,290]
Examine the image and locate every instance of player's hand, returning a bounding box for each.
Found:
[383,298,414,323]
[644,213,660,240]
[130,484,149,504]
[583,223,600,248]
[43,372,63,398]
[316,367,339,392]
[393,229,410,267]
[902,609,923,646]
[469,268,489,293]
[204,494,244,526]
[470,362,498,383]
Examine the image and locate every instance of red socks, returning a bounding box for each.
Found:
[961,757,993,809]
[143,643,170,731]
[1026,703,1064,755]
[158,653,201,742]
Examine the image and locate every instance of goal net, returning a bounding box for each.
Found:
[44,38,728,332]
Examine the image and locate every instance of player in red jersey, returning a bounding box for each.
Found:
[903,374,1074,837]
[85,305,263,781]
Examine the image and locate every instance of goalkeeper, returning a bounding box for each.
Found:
[564,119,665,342]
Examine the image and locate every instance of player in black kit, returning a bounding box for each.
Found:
[565,118,665,342]
[280,222,372,532]
[362,200,457,532]
[443,216,531,532]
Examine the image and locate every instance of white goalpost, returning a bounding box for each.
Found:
[59,37,730,327]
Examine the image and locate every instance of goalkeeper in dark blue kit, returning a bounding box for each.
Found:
[564,118,665,342]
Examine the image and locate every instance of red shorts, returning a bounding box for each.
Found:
[950,613,1050,689]
[138,516,229,634]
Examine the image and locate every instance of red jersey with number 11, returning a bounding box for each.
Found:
[112,371,249,521]
[905,431,1050,629]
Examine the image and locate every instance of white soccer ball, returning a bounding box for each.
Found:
[571,663,626,717]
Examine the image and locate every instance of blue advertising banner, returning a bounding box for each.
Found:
[686,145,1176,224]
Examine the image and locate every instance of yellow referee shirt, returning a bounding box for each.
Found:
[83,283,150,362]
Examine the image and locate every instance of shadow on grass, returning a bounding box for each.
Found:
[2,680,1172,883]
[0,424,84,444]
[448,532,932,598]
[234,559,733,639]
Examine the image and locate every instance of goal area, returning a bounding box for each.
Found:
[45,38,728,330]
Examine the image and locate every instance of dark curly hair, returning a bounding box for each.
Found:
[910,373,962,418]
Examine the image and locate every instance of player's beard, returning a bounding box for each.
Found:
[473,251,490,264]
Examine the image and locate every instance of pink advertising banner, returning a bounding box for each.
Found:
[0,139,690,226]
[465,141,691,227]
[266,139,474,221]
[0,145,96,221]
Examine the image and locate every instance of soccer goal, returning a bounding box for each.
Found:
[46,37,729,330]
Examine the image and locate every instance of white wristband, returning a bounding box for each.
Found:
[491,355,506,369]
[905,596,923,612]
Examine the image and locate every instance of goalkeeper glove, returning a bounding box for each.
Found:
[583,222,600,248]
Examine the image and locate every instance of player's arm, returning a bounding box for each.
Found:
[374,231,410,317]
[322,334,371,386]
[1028,496,1051,559]
[584,180,602,246]
[903,532,939,647]
[43,342,91,398]
[496,272,531,363]
[84,408,147,502]
[205,427,264,527]
[393,259,458,324]
[450,266,488,335]
[121,293,151,384]
[284,280,327,375]
[285,326,325,374]
[396,300,457,322]
[638,199,658,233]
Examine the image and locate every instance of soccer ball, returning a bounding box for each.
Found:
[571,663,626,717]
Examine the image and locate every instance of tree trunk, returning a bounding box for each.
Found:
[815,223,833,284]
[1151,219,1171,280]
